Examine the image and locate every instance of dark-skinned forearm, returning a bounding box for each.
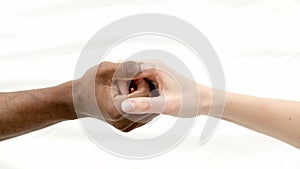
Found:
[0,82,77,141]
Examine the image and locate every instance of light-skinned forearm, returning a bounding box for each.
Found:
[199,85,300,148]
[0,82,76,141]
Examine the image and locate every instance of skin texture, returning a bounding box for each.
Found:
[0,82,75,141]
[122,61,300,149]
[0,61,156,141]
[212,90,300,149]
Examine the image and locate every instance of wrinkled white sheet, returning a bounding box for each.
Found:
[0,0,300,168]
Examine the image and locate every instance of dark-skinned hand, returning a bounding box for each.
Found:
[73,61,157,132]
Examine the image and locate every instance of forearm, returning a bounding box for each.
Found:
[0,82,77,141]
[199,85,300,148]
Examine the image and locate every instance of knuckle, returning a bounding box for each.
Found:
[138,100,151,111]
[97,62,116,77]
[122,61,141,77]
[97,62,108,75]
[139,88,148,96]
[110,111,121,119]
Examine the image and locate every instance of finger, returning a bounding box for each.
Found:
[96,61,145,79]
[121,95,166,114]
[117,80,129,95]
[118,120,146,133]
[136,62,156,80]
[113,94,158,123]
[98,61,157,81]
[120,113,159,132]
[122,122,145,132]
[97,61,118,78]
[128,79,150,98]
[112,82,120,97]
[117,113,158,132]
[126,113,158,124]
[113,61,142,79]
[113,61,156,80]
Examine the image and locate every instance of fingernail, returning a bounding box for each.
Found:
[121,100,136,112]
[140,63,155,72]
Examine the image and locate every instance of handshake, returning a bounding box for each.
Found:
[1,60,299,148]
[73,61,208,132]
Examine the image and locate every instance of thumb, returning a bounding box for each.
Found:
[121,96,166,114]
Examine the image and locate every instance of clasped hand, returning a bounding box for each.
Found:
[73,60,203,132]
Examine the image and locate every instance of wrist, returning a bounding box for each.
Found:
[52,81,77,120]
[198,84,212,116]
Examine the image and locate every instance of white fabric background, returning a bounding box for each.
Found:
[0,0,300,168]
